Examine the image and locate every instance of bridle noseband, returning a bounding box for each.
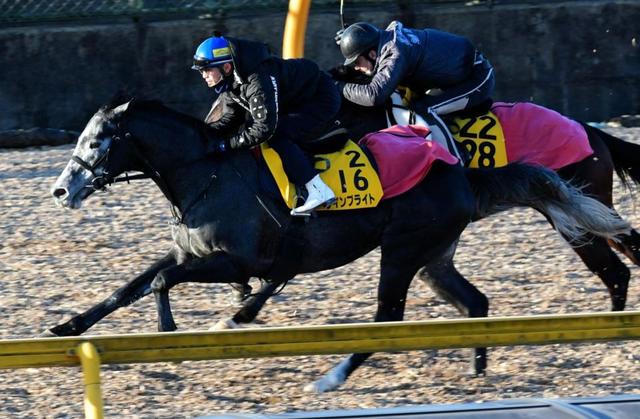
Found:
[72,130,154,192]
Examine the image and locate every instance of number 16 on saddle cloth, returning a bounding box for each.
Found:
[260,140,384,211]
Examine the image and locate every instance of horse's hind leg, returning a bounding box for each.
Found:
[565,234,630,311]
[556,143,629,310]
[305,258,417,393]
[609,228,640,267]
[48,251,177,336]
[417,243,489,375]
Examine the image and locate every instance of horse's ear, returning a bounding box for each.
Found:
[112,100,132,115]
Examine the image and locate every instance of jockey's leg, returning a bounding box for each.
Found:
[424,111,464,163]
[273,73,341,215]
[414,55,496,165]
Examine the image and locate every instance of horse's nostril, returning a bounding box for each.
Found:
[52,188,68,198]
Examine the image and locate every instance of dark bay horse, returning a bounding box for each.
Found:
[50,97,629,392]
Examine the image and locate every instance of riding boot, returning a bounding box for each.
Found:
[425,111,466,166]
[291,174,336,215]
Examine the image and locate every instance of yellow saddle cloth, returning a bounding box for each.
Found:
[447,112,508,168]
[260,140,383,211]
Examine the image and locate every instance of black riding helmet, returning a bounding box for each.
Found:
[339,22,381,66]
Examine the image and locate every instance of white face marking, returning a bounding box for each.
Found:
[51,112,114,209]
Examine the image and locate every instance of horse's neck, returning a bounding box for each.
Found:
[340,102,387,140]
[128,113,211,204]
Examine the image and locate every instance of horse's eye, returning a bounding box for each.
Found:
[89,142,101,149]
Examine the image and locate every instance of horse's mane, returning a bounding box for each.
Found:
[102,92,210,133]
[98,92,219,149]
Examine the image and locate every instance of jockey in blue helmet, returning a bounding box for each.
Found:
[192,34,340,216]
[192,36,234,93]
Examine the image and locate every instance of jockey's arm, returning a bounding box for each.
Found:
[206,97,245,139]
[227,71,278,150]
[342,45,407,107]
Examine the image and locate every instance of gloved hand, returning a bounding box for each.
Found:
[335,28,345,45]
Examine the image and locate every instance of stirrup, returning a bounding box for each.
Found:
[290,197,336,217]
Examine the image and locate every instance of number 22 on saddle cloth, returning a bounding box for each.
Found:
[398,86,508,169]
[448,112,508,168]
[260,140,384,211]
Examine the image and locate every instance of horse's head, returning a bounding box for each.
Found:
[51,100,135,209]
[52,97,216,209]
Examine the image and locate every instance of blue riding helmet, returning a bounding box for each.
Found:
[192,36,233,71]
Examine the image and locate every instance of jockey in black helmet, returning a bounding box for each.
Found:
[335,21,495,162]
[193,34,340,215]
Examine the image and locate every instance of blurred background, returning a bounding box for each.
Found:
[0,0,639,137]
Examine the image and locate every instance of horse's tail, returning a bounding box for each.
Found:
[466,163,631,243]
[583,123,640,189]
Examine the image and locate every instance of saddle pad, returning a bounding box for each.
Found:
[491,102,593,169]
[359,125,459,200]
[260,140,383,211]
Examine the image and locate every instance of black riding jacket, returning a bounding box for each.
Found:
[343,21,477,107]
[206,37,323,150]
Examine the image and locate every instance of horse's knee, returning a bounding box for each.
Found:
[150,275,166,293]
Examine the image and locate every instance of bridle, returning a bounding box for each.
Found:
[71,125,191,225]
[72,132,150,192]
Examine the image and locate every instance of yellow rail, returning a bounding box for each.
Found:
[2,311,640,368]
[2,311,640,418]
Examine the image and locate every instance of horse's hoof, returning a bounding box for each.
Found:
[467,366,487,377]
[209,318,239,331]
[39,329,59,338]
[303,376,341,393]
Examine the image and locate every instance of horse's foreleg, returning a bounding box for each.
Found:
[49,252,177,336]
[417,258,489,375]
[210,280,283,330]
[306,260,414,393]
[150,252,248,332]
[233,281,282,324]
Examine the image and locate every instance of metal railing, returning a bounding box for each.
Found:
[2,311,640,418]
[0,0,490,24]
[0,0,288,23]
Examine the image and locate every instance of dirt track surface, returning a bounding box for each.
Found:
[2,126,640,418]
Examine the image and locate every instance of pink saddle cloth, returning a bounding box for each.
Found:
[492,102,593,169]
[359,125,459,200]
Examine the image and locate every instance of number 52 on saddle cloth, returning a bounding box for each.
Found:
[260,125,459,211]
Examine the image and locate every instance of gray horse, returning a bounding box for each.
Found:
[50,98,629,392]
